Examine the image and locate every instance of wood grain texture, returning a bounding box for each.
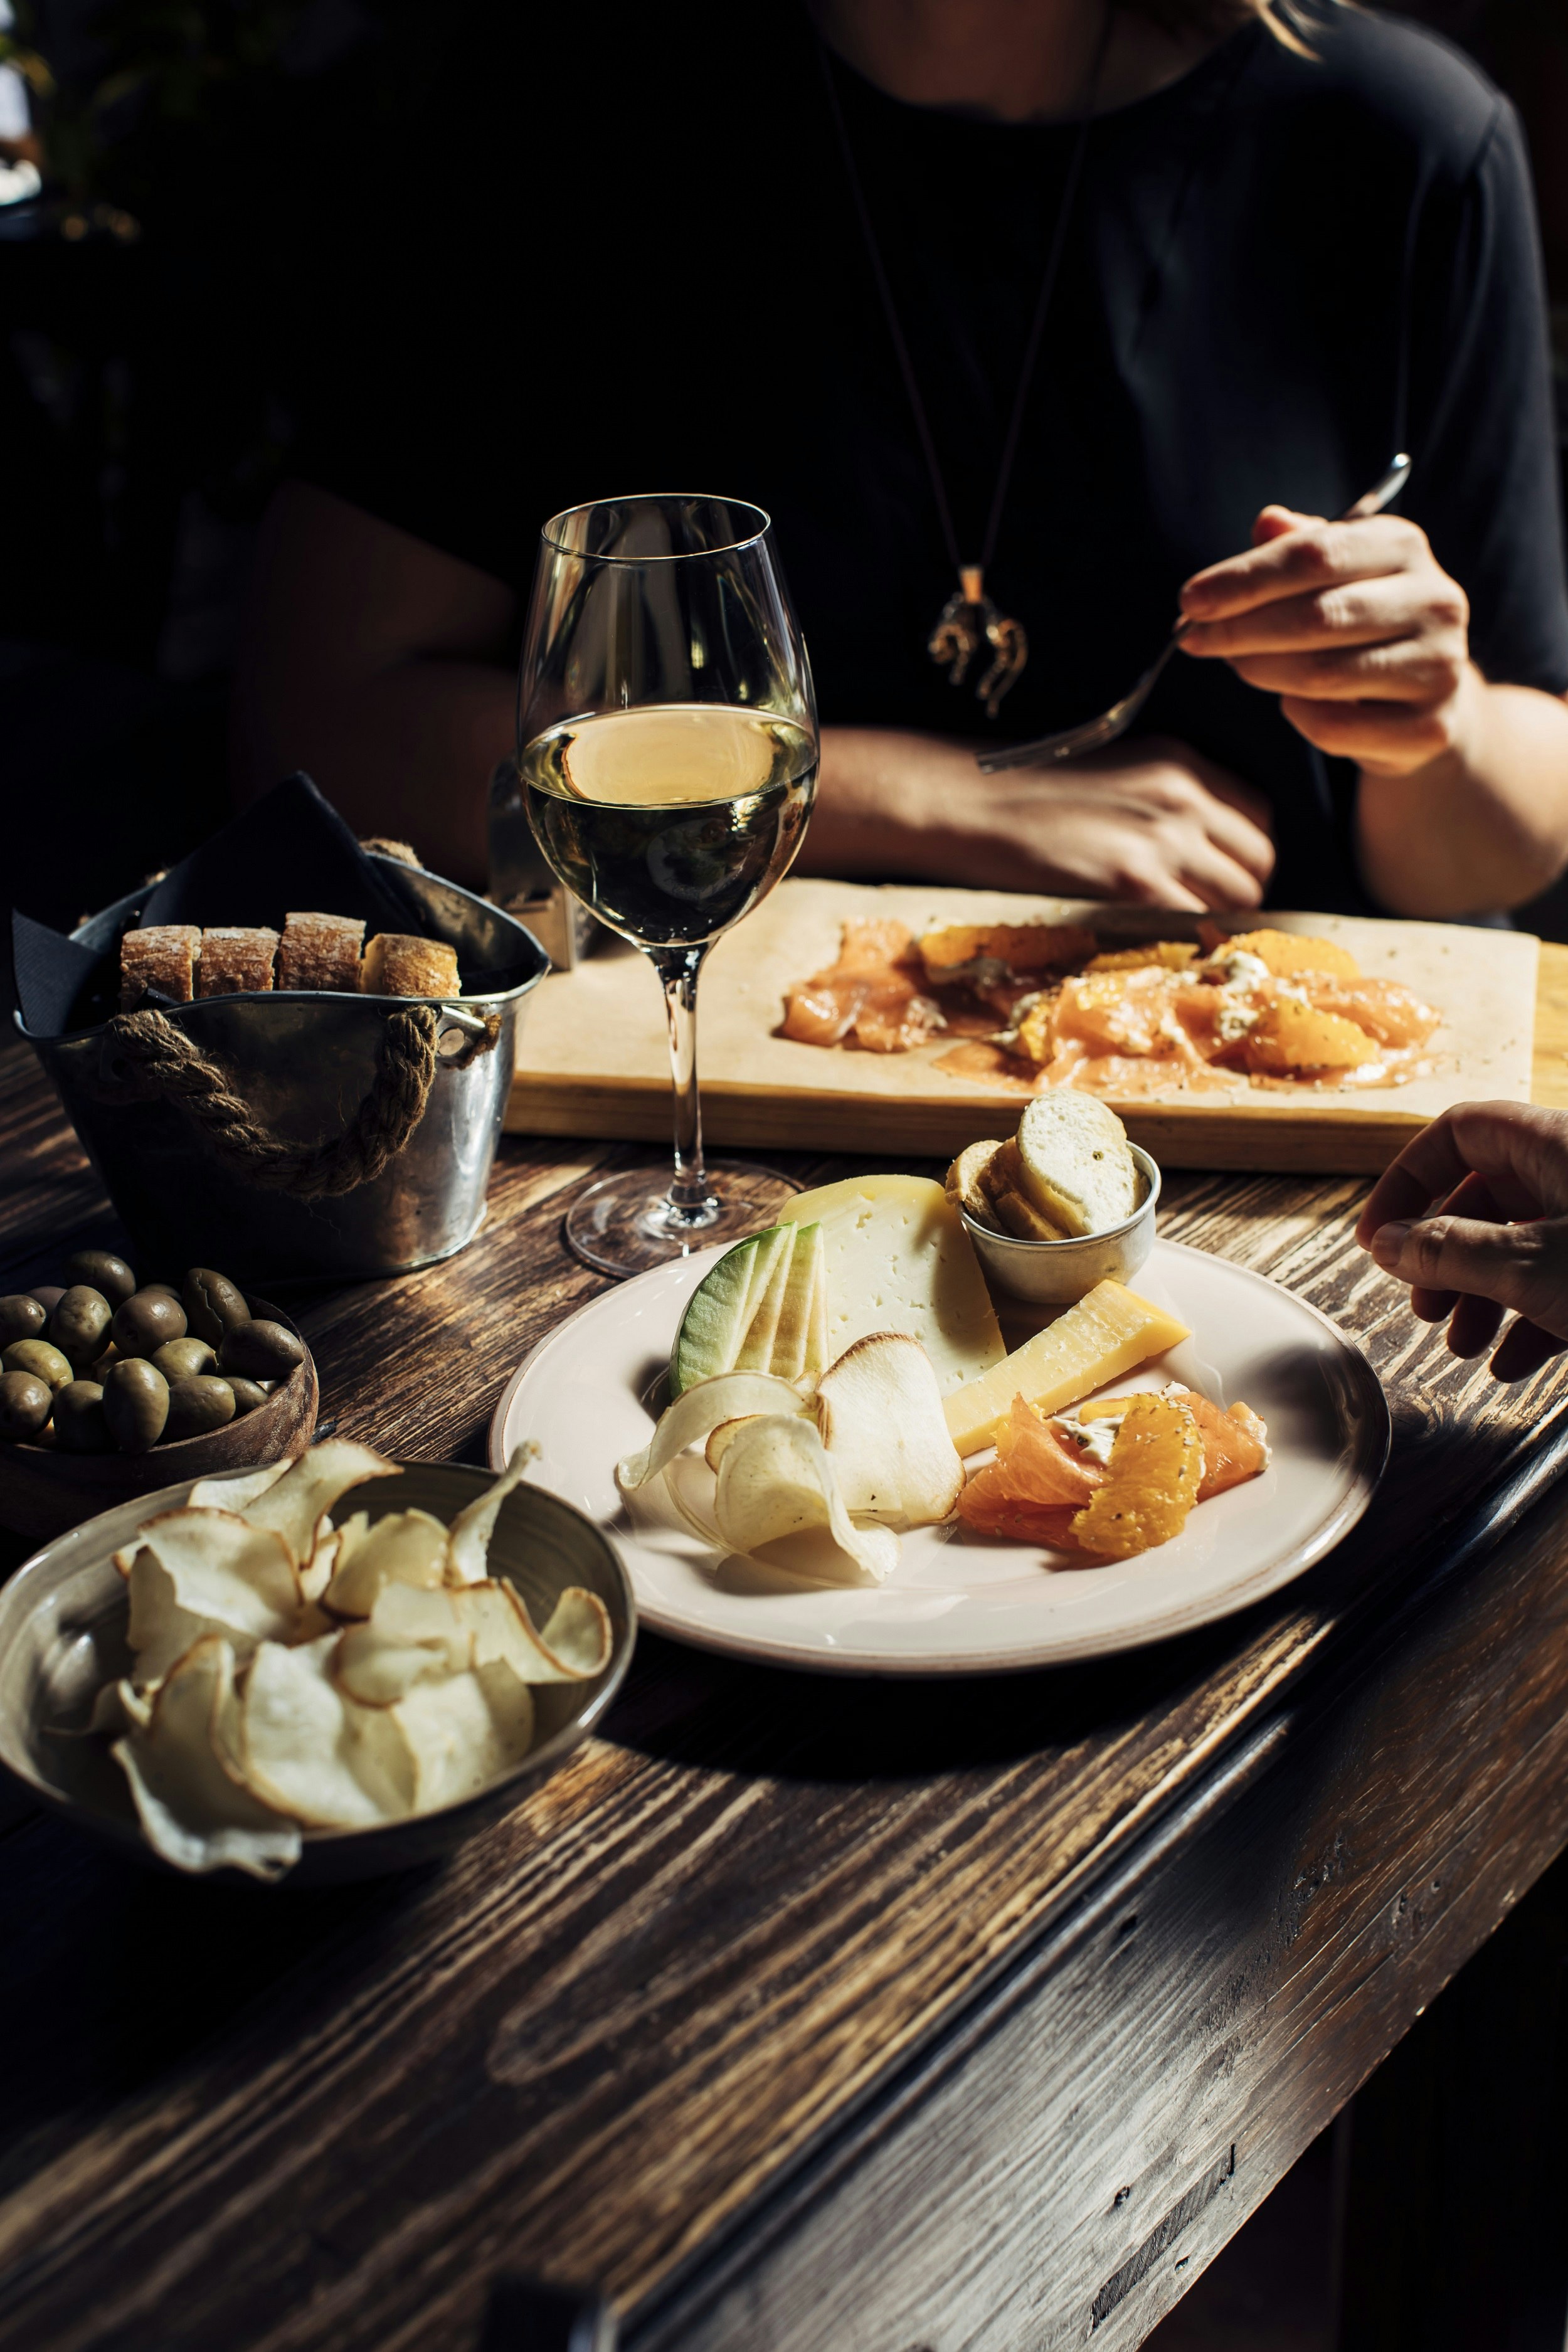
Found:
[1532,940,1568,1108]
[506,882,1541,1172]
[645,1440,1568,2352]
[2,1038,1568,2352]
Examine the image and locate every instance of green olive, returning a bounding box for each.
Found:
[151,1335,217,1381]
[53,1380,112,1453]
[218,1319,304,1382]
[0,1295,47,1345]
[163,1375,236,1441]
[0,1370,53,1441]
[50,1285,113,1369]
[3,1338,73,1394]
[112,1288,187,1356]
[102,1358,169,1453]
[62,1250,137,1306]
[226,1377,270,1416]
[182,1268,252,1349]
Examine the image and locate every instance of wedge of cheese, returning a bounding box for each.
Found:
[778,1173,1004,1396]
[943,1279,1191,1456]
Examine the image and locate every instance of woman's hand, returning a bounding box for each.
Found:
[1178,505,1476,776]
[1356,1101,1568,1380]
[805,728,1275,910]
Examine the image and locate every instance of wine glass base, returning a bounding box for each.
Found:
[564,1161,805,1279]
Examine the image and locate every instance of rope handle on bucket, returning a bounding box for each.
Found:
[91,1002,501,1200]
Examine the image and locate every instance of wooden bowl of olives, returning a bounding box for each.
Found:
[0,1253,318,1544]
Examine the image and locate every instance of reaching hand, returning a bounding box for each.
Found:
[1179,506,1476,778]
[1355,1101,1568,1380]
[808,729,1276,910]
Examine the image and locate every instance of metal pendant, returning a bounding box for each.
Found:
[928,565,1029,721]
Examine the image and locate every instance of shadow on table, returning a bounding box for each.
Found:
[0,1816,438,2188]
[605,1608,1269,1785]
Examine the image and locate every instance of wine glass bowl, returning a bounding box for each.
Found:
[517,494,818,1277]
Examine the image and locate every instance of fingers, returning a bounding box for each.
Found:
[1181,511,1433,622]
[1182,571,1466,664]
[1489,1316,1568,1383]
[1366,1211,1568,1341]
[1357,1103,1565,1245]
[1444,1290,1505,1359]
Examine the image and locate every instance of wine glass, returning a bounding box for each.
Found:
[517,494,818,1278]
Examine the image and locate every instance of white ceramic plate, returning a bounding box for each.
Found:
[490,1239,1389,1675]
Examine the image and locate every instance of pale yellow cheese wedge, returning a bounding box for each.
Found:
[942,1279,1192,1456]
[779,1173,1004,1395]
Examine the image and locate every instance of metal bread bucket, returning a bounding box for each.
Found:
[21,855,548,1283]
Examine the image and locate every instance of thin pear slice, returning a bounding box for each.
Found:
[617,1370,807,1491]
[300,1511,363,1607]
[705,1416,760,1472]
[127,1509,299,1688]
[816,1333,964,1530]
[444,1448,536,1587]
[323,1507,449,1621]
[770,1223,822,1385]
[238,1439,396,1567]
[452,1578,611,1685]
[714,1414,899,1586]
[188,1460,292,1514]
[112,1636,301,1879]
[390,1657,535,1813]
[334,1582,472,1707]
[733,1227,795,1373]
[238,1636,411,1826]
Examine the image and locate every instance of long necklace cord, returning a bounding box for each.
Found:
[815,7,1115,588]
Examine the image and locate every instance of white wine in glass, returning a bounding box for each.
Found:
[517,497,818,1277]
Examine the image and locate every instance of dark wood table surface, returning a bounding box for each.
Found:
[3,1038,1568,2352]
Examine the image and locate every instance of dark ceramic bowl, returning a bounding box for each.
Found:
[0,1296,317,1545]
[0,1461,635,1885]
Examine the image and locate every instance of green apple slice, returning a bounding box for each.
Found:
[734,1226,795,1372]
[670,1225,788,1397]
[770,1222,822,1384]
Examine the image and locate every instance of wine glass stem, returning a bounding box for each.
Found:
[649,943,718,1219]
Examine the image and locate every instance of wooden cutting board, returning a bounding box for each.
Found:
[507,879,1554,1173]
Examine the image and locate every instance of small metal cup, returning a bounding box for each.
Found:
[961,1143,1162,1305]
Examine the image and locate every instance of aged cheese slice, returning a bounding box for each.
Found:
[943,1279,1191,1456]
[778,1173,1004,1395]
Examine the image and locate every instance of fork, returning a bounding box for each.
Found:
[975,453,1413,775]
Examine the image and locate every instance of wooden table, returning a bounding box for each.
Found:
[3,1034,1568,2352]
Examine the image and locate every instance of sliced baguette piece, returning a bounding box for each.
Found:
[198,926,279,997]
[1015,1092,1140,1237]
[278,912,366,992]
[119,924,201,1009]
[945,1139,1009,1229]
[361,933,461,999]
[986,1140,1069,1241]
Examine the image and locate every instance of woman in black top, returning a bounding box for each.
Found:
[235,0,1568,918]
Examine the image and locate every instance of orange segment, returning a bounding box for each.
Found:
[1085,941,1199,973]
[1298,975,1439,1051]
[1070,1393,1204,1559]
[1244,997,1381,1074]
[920,922,1097,977]
[1205,927,1361,981]
[1167,1388,1270,1498]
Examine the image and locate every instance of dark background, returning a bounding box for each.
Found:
[1,0,1564,946]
